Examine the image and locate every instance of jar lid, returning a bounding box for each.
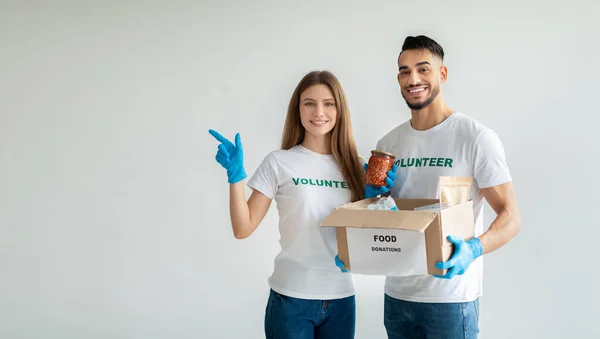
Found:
[371,150,396,158]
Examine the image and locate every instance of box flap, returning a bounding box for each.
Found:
[320,208,438,233]
[394,199,439,210]
[439,200,475,246]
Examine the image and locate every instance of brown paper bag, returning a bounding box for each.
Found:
[439,176,473,206]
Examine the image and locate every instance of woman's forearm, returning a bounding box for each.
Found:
[229,182,251,239]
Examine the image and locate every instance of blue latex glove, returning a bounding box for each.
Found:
[364,162,398,198]
[434,236,483,279]
[334,254,348,273]
[209,129,247,184]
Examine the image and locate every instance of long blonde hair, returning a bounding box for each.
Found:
[280,70,365,202]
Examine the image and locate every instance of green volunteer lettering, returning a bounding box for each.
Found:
[291,177,349,189]
[397,157,455,168]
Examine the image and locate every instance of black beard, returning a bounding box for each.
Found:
[403,85,440,110]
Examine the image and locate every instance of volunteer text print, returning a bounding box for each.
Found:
[292,177,349,189]
[395,157,454,168]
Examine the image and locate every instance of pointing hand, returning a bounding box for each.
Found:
[209,129,247,184]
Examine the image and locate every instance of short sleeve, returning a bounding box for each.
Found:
[472,129,512,189]
[375,138,383,153]
[247,152,280,199]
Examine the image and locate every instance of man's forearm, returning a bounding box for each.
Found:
[478,206,521,255]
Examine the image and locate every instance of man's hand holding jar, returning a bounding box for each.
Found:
[364,150,398,199]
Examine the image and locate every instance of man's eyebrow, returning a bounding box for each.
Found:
[399,61,432,70]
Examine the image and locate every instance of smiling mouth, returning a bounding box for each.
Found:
[408,87,427,93]
[310,120,329,126]
[406,86,428,97]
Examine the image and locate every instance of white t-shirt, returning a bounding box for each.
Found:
[247,144,355,300]
[376,112,512,303]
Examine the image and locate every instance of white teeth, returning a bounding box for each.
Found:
[312,121,327,125]
[409,88,426,93]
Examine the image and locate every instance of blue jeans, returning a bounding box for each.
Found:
[384,294,480,339]
[264,289,356,339]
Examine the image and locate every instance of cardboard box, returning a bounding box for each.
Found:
[319,177,475,277]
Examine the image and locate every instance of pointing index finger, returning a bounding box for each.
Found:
[209,129,233,146]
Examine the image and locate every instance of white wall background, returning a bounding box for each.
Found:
[1,1,598,338]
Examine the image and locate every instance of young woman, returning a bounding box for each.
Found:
[209,70,365,338]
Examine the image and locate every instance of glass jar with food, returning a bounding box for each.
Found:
[365,150,396,187]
